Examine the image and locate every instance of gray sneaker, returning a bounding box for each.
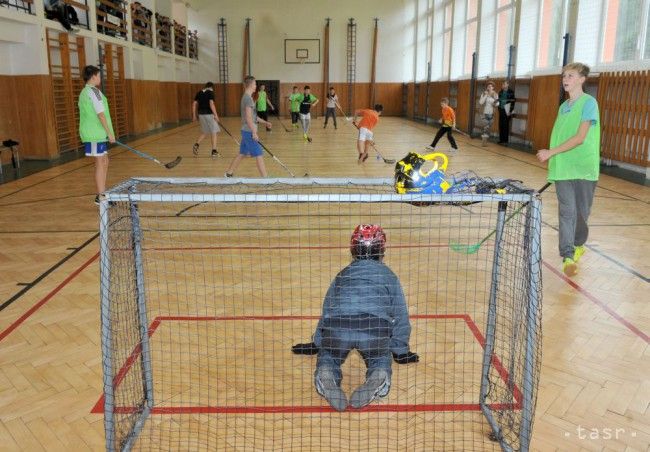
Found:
[349,369,390,409]
[315,368,348,412]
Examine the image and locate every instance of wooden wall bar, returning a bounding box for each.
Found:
[598,70,650,167]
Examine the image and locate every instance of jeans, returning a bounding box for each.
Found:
[315,315,392,385]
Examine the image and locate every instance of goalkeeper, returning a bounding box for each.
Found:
[292,224,419,412]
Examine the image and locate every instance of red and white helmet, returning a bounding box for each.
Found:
[350,224,386,260]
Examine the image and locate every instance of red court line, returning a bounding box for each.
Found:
[92,314,523,414]
[91,317,163,414]
[543,261,650,344]
[108,402,518,415]
[0,252,99,343]
[155,314,468,322]
[124,243,452,252]
[462,315,523,404]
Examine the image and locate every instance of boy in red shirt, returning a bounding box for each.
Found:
[353,104,383,164]
[426,98,458,152]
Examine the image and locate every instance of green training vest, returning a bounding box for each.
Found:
[256,91,268,111]
[79,85,114,143]
[547,94,600,182]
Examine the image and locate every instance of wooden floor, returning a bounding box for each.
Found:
[0,117,648,451]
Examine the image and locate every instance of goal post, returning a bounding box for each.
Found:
[98,177,543,451]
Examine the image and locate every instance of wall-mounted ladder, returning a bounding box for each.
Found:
[243,18,251,80]
[346,18,357,116]
[217,18,229,115]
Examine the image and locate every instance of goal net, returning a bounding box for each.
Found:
[97,177,543,451]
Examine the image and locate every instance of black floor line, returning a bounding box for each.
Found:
[0,148,129,201]
[0,233,99,312]
[542,221,648,283]
[0,193,96,208]
[175,202,206,216]
[0,230,97,234]
[0,126,190,201]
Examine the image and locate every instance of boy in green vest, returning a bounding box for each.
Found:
[78,65,115,205]
[288,86,301,129]
[537,63,600,277]
[255,83,274,132]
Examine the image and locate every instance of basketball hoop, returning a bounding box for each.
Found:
[297,57,307,65]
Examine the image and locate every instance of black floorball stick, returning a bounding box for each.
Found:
[449,182,552,254]
[351,123,395,164]
[115,140,181,169]
[220,120,295,177]
[257,140,296,177]
[335,104,353,122]
[453,127,471,138]
[218,121,241,146]
[275,115,291,132]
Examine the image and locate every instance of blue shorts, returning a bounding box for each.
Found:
[84,142,108,157]
[240,130,263,157]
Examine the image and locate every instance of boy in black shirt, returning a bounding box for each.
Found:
[192,82,221,157]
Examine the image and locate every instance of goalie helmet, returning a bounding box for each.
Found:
[394,152,451,194]
[350,224,386,260]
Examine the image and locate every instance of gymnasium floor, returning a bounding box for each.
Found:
[0,117,648,451]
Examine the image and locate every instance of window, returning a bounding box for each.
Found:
[442,1,453,77]
[646,10,650,58]
[494,2,513,72]
[602,0,650,62]
[416,0,434,81]
[537,0,569,68]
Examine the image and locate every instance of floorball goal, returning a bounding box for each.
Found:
[97,177,543,451]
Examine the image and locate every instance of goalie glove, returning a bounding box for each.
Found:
[392,351,419,364]
[292,342,319,355]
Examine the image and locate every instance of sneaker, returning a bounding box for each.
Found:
[425,145,435,151]
[573,245,586,263]
[94,194,115,207]
[192,143,199,156]
[211,149,219,157]
[350,369,390,409]
[303,133,308,141]
[224,172,233,177]
[315,369,348,412]
[562,257,578,277]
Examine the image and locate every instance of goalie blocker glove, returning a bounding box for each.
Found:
[392,351,419,364]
